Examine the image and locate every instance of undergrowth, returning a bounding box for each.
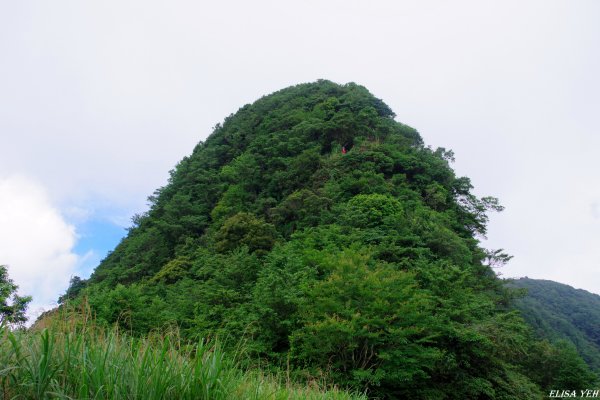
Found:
[0,305,365,400]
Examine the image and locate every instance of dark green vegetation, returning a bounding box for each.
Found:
[60,81,597,398]
[1,308,363,399]
[512,278,600,372]
[0,265,31,327]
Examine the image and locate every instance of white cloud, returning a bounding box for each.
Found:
[0,175,78,320]
[591,202,600,220]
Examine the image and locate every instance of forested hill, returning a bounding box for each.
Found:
[63,80,597,398]
[512,278,600,371]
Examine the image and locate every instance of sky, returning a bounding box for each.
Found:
[1,0,599,319]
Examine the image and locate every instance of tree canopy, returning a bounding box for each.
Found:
[0,265,31,327]
[64,81,597,398]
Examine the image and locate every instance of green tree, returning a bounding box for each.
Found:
[0,265,31,326]
[214,212,277,256]
[58,275,87,303]
[524,340,598,392]
[290,249,440,396]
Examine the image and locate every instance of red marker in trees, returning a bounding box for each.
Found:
[342,146,347,154]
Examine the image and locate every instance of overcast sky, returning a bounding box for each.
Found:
[1,0,599,318]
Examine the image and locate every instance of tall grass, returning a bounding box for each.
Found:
[0,307,365,400]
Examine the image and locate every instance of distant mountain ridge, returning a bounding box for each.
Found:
[512,277,600,371]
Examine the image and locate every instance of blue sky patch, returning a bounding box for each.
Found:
[73,218,127,278]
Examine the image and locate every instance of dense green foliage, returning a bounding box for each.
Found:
[512,278,600,372]
[1,311,362,399]
[64,81,597,398]
[0,265,31,327]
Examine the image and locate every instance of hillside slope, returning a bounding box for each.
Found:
[512,277,600,371]
[65,81,596,398]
